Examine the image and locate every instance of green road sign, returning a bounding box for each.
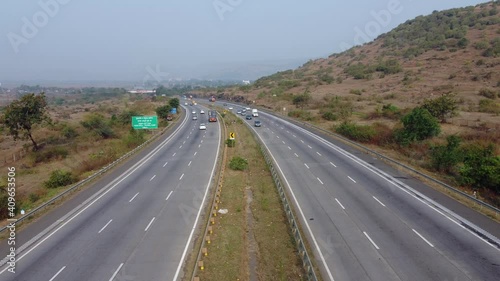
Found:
[132,116,158,129]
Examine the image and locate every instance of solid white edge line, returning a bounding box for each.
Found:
[129,192,139,203]
[363,232,380,250]
[373,196,386,207]
[247,122,335,281]
[144,217,156,232]
[276,113,500,249]
[0,111,190,274]
[49,266,66,281]
[348,176,356,183]
[150,175,156,181]
[335,198,345,210]
[108,263,124,281]
[166,191,173,201]
[413,229,435,248]
[173,114,221,281]
[98,219,113,234]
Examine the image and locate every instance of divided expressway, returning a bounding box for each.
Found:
[227,102,500,281]
[0,106,220,281]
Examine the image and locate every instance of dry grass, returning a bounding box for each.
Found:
[198,112,305,281]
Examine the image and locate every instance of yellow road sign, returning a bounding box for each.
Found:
[230,132,235,139]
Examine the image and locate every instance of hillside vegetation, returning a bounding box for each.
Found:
[206,1,500,206]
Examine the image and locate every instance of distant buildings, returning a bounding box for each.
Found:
[242,80,250,85]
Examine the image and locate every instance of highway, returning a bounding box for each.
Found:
[0,105,220,281]
[227,103,500,281]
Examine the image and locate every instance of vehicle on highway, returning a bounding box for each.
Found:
[254,120,261,127]
[184,102,188,105]
[208,110,217,122]
[252,108,259,117]
[223,103,227,106]
[246,114,252,120]
[192,114,197,120]
[200,110,205,114]
[199,123,206,130]
[229,107,233,110]
[237,110,242,114]
[192,110,196,114]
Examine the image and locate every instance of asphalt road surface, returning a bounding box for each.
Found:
[0,105,220,281]
[227,102,500,281]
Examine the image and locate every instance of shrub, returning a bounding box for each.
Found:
[80,113,114,138]
[61,125,78,139]
[421,92,459,122]
[478,99,500,113]
[381,104,401,119]
[288,110,314,121]
[430,135,462,172]
[319,74,334,84]
[31,146,69,163]
[44,170,76,188]
[292,92,311,108]
[396,107,440,145]
[349,89,362,95]
[336,122,376,143]
[155,105,172,120]
[321,111,338,121]
[479,88,497,99]
[345,63,373,79]
[118,110,141,125]
[229,156,248,171]
[123,129,145,148]
[375,59,402,74]
[459,144,500,191]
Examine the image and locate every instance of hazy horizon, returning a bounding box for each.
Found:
[1,0,487,85]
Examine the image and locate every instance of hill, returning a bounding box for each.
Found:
[203,1,500,206]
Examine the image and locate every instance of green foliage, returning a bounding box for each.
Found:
[319,74,334,84]
[421,92,459,122]
[117,110,141,125]
[123,129,145,148]
[375,59,402,74]
[288,110,314,121]
[169,98,180,109]
[396,107,441,145]
[474,40,489,50]
[239,85,252,92]
[478,99,500,113]
[482,38,500,57]
[61,125,78,139]
[80,113,115,139]
[229,156,248,171]
[0,93,51,150]
[278,80,300,89]
[349,89,362,95]
[336,122,376,143]
[31,147,69,163]
[44,170,76,189]
[459,144,500,191]
[430,135,463,172]
[292,92,311,108]
[155,105,172,120]
[225,138,236,147]
[321,111,338,121]
[345,63,373,79]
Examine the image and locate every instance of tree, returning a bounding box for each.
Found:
[1,93,51,151]
[168,98,180,109]
[430,135,462,172]
[396,107,440,144]
[292,91,311,108]
[459,144,500,192]
[421,92,459,122]
[155,105,172,119]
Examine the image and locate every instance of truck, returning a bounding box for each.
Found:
[209,95,216,102]
[208,110,217,122]
[252,108,258,117]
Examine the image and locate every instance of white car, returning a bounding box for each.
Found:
[229,107,233,110]
[200,110,205,114]
[199,123,206,130]
[192,111,196,114]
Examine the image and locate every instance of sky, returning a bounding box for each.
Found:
[0,0,489,84]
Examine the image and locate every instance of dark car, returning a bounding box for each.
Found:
[254,120,261,127]
[246,114,252,120]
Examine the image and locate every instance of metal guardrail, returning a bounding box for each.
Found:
[258,143,318,281]
[0,111,184,234]
[298,121,500,217]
